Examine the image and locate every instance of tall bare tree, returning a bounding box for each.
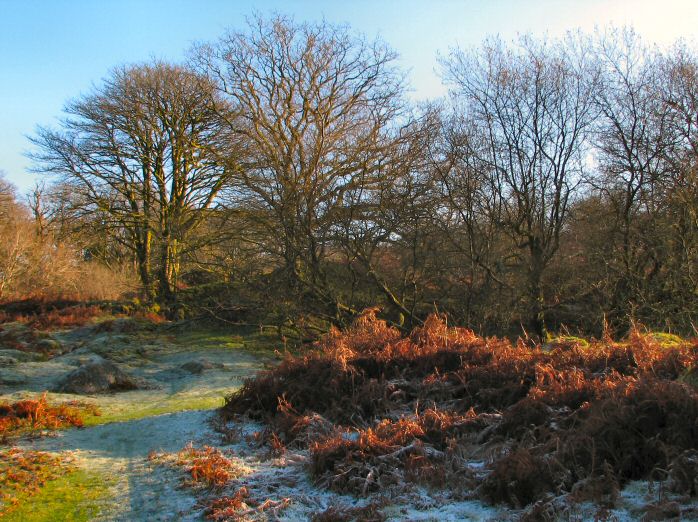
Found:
[442,36,599,336]
[195,15,406,321]
[590,30,675,320]
[30,62,237,303]
[655,43,698,325]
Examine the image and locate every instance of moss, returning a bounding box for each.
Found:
[2,470,112,522]
[648,332,684,347]
[678,367,698,389]
[174,325,284,356]
[549,335,590,349]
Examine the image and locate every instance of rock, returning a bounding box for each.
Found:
[35,338,64,355]
[0,370,26,385]
[93,318,147,334]
[0,322,50,341]
[0,349,43,363]
[0,355,17,367]
[54,357,152,394]
[179,359,223,374]
[84,334,133,351]
[0,323,63,357]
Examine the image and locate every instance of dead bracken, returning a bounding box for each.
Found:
[0,392,99,441]
[222,310,698,514]
[0,447,74,514]
[149,442,248,489]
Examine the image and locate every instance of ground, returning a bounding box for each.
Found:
[1,317,697,521]
[0,319,273,520]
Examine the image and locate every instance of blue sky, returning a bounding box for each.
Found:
[2,0,697,192]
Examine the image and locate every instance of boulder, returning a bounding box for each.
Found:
[0,370,26,385]
[93,318,148,334]
[54,357,150,394]
[35,338,65,355]
[0,323,63,356]
[179,358,224,374]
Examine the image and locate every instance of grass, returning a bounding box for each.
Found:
[174,324,288,357]
[2,469,112,522]
[0,391,226,427]
[0,448,71,512]
[0,394,99,440]
[82,395,226,426]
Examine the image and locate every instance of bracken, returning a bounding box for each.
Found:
[222,310,698,507]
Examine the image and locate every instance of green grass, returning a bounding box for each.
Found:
[82,395,226,426]
[173,324,285,355]
[2,470,112,522]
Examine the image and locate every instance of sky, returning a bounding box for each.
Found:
[1,0,697,192]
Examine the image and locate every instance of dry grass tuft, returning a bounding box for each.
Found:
[310,501,387,521]
[204,487,250,521]
[0,393,98,441]
[174,443,244,488]
[203,487,291,521]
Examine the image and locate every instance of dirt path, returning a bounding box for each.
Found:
[25,409,215,520]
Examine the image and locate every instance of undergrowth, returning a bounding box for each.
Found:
[0,297,166,330]
[0,298,106,329]
[222,309,698,511]
[0,393,100,442]
[0,447,74,514]
[149,443,247,489]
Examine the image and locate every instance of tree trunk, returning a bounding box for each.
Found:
[135,230,153,301]
[528,243,548,339]
[157,237,179,306]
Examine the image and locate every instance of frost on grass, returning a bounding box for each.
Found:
[218,309,698,520]
[149,442,251,489]
[149,440,296,521]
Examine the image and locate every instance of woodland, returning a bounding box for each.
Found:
[2,17,698,339]
[1,15,698,522]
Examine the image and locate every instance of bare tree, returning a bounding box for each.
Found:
[194,15,406,322]
[590,30,675,320]
[433,112,520,331]
[331,109,443,327]
[441,35,599,336]
[30,62,238,303]
[654,43,698,325]
[0,174,26,298]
